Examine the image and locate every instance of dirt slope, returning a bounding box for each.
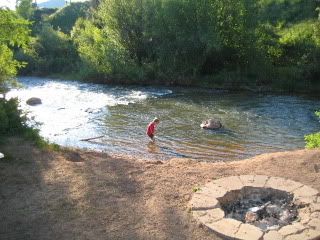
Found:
[0,138,319,240]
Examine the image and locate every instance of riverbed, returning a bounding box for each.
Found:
[7,77,320,162]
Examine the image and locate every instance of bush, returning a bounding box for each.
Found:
[305,110,320,149]
[0,98,26,134]
[0,98,48,148]
[305,132,320,149]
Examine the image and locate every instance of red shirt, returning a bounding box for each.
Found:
[147,122,156,135]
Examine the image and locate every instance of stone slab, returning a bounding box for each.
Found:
[265,177,303,192]
[234,223,264,240]
[263,230,284,240]
[212,176,244,191]
[200,182,228,199]
[195,208,225,224]
[294,196,317,205]
[278,223,306,237]
[310,203,320,212]
[308,218,320,231]
[284,229,320,240]
[207,218,241,239]
[189,194,219,210]
[293,185,319,198]
[252,175,269,187]
[239,175,255,186]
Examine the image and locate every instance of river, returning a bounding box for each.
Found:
[7,77,320,162]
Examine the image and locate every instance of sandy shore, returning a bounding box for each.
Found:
[0,137,319,240]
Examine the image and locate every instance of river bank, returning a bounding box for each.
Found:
[0,137,319,239]
[28,73,320,95]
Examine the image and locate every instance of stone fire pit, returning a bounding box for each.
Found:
[189,175,320,240]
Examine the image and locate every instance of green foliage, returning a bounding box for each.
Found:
[0,9,30,93]
[152,0,221,80]
[277,20,320,89]
[16,0,34,20]
[0,10,49,148]
[30,8,58,34]
[305,111,320,149]
[258,0,318,25]
[17,24,79,75]
[0,98,52,148]
[305,132,320,149]
[48,2,91,33]
[12,0,320,91]
[0,98,26,134]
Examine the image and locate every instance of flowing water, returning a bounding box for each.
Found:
[7,77,320,162]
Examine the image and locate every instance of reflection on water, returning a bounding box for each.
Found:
[7,77,320,162]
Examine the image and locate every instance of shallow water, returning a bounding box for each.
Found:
[7,77,320,162]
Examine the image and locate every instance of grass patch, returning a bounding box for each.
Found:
[305,110,320,149]
[22,127,60,150]
[305,132,320,149]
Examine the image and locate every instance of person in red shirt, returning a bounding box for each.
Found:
[146,118,160,141]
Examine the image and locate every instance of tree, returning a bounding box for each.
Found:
[16,0,34,20]
[0,9,30,93]
[48,2,91,33]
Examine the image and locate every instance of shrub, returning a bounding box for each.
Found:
[305,132,320,149]
[0,98,48,148]
[305,110,320,149]
[0,98,26,134]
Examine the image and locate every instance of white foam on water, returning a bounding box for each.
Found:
[6,77,172,147]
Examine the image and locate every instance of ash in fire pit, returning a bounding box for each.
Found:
[218,187,299,232]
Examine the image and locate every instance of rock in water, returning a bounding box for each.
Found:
[26,97,42,106]
[0,152,4,159]
[200,119,222,129]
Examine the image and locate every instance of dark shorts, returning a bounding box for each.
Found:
[148,133,154,139]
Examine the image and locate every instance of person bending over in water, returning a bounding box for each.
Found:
[146,118,160,142]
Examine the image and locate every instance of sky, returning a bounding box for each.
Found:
[0,0,86,10]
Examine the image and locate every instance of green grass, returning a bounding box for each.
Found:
[305,132,320,149]
[305,110,320,149]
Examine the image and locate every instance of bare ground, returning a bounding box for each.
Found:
[0,137,319,240]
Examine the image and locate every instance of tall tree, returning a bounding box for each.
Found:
[16,0,34,20]
[0,9,30,93]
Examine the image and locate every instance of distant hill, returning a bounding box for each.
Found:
[38,0,66,8]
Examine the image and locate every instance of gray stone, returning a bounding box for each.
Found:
[200,119,222,129]
[26,97,42,106]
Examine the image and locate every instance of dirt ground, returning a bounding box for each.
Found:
[0,137,319,240]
